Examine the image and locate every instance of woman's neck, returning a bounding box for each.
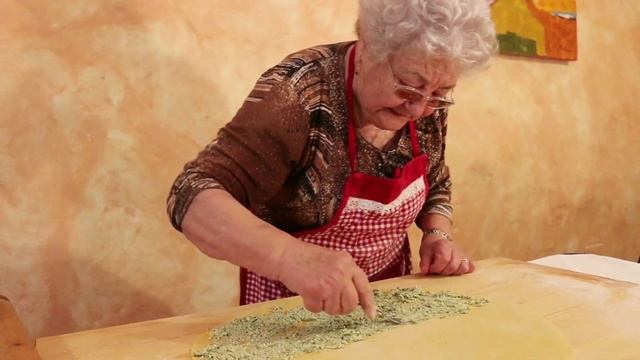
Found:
[355,109,401,151]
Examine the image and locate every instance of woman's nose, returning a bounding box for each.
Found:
[404,100,434,119]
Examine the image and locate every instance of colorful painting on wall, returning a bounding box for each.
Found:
[490,0,577,60]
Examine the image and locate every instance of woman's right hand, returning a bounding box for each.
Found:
[275,241,377,319]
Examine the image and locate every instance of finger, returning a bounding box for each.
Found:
[419,247,434,274]
[340,283,359,315]
[468,259,476,273]
[352,268,376,319]
[454,258,470,275]
[441,251,460,276]
[429,247,452,274]
[303,296,323,313]
[323,287,342,316]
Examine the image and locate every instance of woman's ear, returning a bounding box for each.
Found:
[357,40,368,54]
[355,41,368,65]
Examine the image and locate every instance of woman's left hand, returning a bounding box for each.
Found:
[418,235,475,275]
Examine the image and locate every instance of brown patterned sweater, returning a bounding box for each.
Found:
[167,41,453,233]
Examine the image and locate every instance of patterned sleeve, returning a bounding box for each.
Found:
[418,110,454,222]
[166,74,310,231]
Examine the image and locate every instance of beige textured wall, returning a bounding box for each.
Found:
[0,0,638,338]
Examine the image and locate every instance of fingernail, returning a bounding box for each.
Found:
[367,305,377,320]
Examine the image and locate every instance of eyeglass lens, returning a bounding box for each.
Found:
[394,86,453,108]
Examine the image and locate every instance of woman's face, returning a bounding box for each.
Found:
[354,44,459,131]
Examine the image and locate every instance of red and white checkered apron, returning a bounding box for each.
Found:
[240,45,430,305]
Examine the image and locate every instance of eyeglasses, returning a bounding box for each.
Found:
[388,61,455,110]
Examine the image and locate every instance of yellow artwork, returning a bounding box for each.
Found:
[491,0,577,60]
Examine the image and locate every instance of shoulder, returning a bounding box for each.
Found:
[246,42,350,104]
[275,42,348,84]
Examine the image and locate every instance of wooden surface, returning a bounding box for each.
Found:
[36,258,640,359]
[0,296,41,360]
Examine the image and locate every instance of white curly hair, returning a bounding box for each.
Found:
[356,0,497,73]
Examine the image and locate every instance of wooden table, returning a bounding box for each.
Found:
[36,258,640,359]
[1,295,41,360]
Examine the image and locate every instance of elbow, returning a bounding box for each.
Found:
[180,191,228,260]
[189,235,225,260]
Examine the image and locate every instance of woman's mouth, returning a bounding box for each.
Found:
[388,107,411,120]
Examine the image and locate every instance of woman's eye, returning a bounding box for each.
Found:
[400,79,424,89]
[433,89,451,97]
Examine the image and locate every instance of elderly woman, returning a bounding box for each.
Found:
[167,0,496,319]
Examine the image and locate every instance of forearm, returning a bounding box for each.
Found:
[180,188,300,280]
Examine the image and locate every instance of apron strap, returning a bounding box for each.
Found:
[408,121,421,158]
[346,45,358,173]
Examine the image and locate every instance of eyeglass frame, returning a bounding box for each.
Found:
[387,60,456,110]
